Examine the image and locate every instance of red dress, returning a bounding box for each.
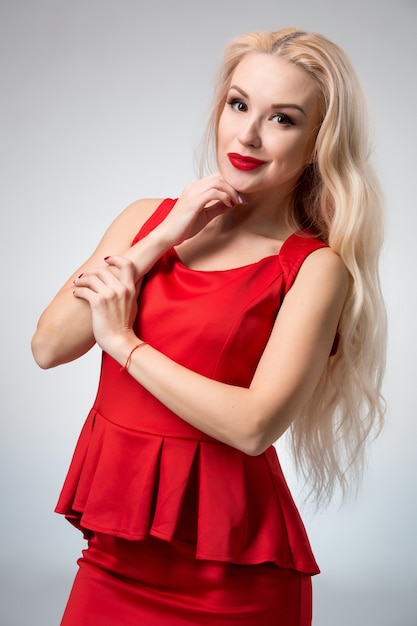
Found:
[57,198,327,625]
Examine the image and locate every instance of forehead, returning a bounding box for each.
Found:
[230,52,318,107]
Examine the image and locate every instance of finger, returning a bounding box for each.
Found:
[203,201,235,222]
[184,174,242,208]
[208,173,245,205]
[74,263,132,294]
[73,271,111,293]
[104,255,136,286]
[200,188,239,212]
[104,255,135,272]
[72,281,127,316]
[72,284,102,304]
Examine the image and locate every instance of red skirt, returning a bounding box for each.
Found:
[60,533,312,625]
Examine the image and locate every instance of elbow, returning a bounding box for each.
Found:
[33,355,57,370]
[235,415,280,457]
[239,442,268,457]
[31,328,94,369]
[31,329,66,369]
[240,436,273,457]
[233,401,293,456]
[238,437,271,457]
[31,334,57,369]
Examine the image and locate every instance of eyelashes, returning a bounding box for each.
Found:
[226,98,248,112]
[226,98,295,126]
[271,113,295,126]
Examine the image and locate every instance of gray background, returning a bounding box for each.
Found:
[1,0,416,624]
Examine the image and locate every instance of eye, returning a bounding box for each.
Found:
[226,98,248,112]
[271,112,295,126]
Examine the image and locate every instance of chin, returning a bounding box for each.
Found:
[222,170,255,193]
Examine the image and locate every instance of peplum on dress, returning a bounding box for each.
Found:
[56,198,328,626]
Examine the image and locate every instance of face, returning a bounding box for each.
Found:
[217,53,321,198]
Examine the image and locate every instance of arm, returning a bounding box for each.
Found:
[75,246,349,455]
[32,174,244,369]
[31,197,164,368]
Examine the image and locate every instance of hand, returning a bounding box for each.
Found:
[72,255,141,353]
[156,172,246,247]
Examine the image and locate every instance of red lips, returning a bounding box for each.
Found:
[227,153,266,171]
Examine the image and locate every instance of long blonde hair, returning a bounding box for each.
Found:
[203,28,387,503]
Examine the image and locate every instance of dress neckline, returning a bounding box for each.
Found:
[170,230,304,274]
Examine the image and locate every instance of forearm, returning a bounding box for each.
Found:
[111,336,289,456]
[32,227,171,369]
[122,228,171,278]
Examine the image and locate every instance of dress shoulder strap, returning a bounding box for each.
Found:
[131,198,177,245]
[279,231,328,296]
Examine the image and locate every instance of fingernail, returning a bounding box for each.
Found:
[104,256,110,260]
[237,194,247,204]
[73,273,83,284]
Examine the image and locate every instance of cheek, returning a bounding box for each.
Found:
[285,135,315,165]
[267,137,305,165]
[217,114,233,147]
[300,139,316,166]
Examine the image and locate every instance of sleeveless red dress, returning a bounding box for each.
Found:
[57,199,327,625]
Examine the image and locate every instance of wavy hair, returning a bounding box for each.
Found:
[202,29,387,504]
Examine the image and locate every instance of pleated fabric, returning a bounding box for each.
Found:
[57,404,318,571]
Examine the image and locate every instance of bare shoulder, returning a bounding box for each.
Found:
[97,198,164,248]
[110,197,164,234]
[303,245,348,277]
[293,246,350,303]
[120,197,164,219]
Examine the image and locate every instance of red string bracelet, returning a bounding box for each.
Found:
[120,342,148,373]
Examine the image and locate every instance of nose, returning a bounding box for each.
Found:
[237,117,262,149]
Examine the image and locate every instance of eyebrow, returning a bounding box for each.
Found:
[228,84,307,117]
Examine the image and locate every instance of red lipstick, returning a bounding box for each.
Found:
[227,153,266,171]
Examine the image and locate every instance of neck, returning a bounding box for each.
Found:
[219,191,296,241]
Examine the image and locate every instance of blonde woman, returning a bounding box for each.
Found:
[32,28,386,626]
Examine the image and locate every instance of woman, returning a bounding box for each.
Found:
[32,28,386,626]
